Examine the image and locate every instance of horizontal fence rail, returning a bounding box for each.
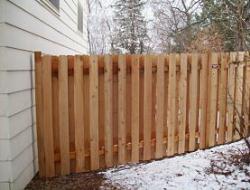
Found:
[34,52,250,177]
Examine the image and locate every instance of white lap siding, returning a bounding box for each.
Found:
[0,0,88,189]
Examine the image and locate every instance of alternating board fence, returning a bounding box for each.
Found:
[34,52,250,177]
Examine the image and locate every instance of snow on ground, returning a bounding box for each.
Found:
[100,140,250,190]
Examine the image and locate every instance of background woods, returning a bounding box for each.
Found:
[87,0,250,54]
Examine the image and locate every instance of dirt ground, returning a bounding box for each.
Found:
[25,171,118,190]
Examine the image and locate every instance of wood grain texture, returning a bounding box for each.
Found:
[168,54,177,156]
[199,54,209,149]
[189,54,199,151]
[178,54,188,153]
[74,56,85,172]
[227,53,236,142]
[131,55,140,162]
[234,52,244,140]
[42,55,55,177]
[104,55,113,167]
[143,55,153,160]
[34,52,46,177]
[208,53,219,147]
[89,56,99,170]
[155,55,165,158]
[118,55,127,164]
[218,53,228,144]
[244,52,250,136]
[58,56,70,175]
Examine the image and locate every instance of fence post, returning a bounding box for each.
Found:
[35,52,46,177]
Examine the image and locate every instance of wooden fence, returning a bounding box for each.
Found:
[35,52,250,177]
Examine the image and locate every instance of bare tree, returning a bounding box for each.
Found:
[151,0,202,52]
[87,0,114,54]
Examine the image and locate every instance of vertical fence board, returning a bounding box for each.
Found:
[118,55,127,164]
[155,55,165,158]
[98,57,105,169]
[208,53,219,147]
[218,53,228,144]
[52,68,60,175]
[234,52,244,140]
[178,54,188,154]
[83,56,90,170]
[58,56,70,175]
[42,55,55,177]
[143,55,152,160]
[244,53,250,136]
[35,52,46,177]
[104,55,113,167]
[227,53,236,142]
[163,56,169,156]
[168,54,176,156]
[131,55,140,162]
[89,56,99,170]
[74,56,85,172]
[189,54,199,151]
[199,54,209,149]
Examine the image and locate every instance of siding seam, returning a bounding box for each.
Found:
[0,123,36,141]
[0,137,37,162]
[7,0,88,48]
[4,22,87,53]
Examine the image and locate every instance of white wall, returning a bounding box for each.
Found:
[0,0,88,189]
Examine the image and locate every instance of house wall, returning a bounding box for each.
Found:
[0,0,88,189]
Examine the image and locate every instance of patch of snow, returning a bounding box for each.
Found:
[100,140,250,190]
